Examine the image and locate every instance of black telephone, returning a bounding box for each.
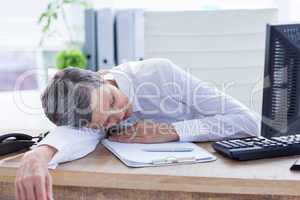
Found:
[0,132,49,156]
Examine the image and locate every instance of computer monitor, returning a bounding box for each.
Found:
[261,23,300,138]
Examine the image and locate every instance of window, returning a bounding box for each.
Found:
[0,1,46,47]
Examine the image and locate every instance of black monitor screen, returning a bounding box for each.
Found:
[261,23,300,138]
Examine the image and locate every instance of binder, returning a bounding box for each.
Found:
[96,8,115,69]
[115,9,145,65]
[84,9,98,71]
[101,139,216,168]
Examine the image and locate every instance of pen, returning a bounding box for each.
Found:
[142,147,194,152]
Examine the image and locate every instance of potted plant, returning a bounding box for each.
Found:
[55,48,86,69]
[38,0,90,80]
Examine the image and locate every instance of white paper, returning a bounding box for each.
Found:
[102,139,216,167]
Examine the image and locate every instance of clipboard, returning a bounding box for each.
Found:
[101,139,216,168]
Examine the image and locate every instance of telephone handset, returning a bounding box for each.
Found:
[0,132,49,156]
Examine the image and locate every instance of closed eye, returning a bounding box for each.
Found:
[103,92,116,128]
[110,93,116,108]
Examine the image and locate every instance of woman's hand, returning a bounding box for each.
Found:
[108,120,179,143]
[15,145,56,200]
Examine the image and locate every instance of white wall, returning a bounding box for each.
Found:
[144,9,278,115]
[92,0,276,10]
[0,90,55,131]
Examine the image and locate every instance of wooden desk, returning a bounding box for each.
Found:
[1,130,300,200]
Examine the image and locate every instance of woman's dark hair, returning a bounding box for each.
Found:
[41,67,103,127]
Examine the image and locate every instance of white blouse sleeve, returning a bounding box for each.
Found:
[37,126,105,167]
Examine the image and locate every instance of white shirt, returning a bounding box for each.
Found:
[38,58,260,166]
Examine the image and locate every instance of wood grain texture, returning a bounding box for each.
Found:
[1,181,300,200]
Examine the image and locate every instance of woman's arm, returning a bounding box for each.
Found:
[15,126,105,200]
[15,145,56,200]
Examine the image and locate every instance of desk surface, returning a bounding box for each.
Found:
[1,129,300,197]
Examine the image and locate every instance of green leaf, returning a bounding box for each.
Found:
[55,48,87,69]
[38,12,47,23]
[47,3,52,10]
[63,0,77,3]
[42,17,52,33]
[79,1,90,8]
[53,12,58,19]
[38,0,89,44]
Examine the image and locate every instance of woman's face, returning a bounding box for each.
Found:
[87,83,133,129]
